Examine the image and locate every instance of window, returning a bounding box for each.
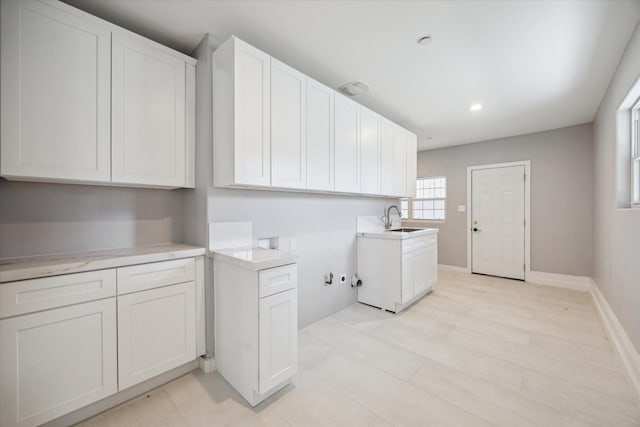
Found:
[633,98,640,205]
[402,176,446,221]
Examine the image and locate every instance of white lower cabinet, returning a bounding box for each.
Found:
[357,231,438,313]
[214,253,298,407]
[0,298,117,427]
[0,254,204,427]
[117,282,196,390]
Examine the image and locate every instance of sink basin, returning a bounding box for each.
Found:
[387,228,423,233]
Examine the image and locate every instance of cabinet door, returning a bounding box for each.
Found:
[0,299,117,427]
[271,59,306,189]
[334,95,360,193]
[412,246,431,295]
[401,253,414,304]
[112,34,186,187]
[259,289,298,394]
[117,282,196,390]
[425,242,438,289]
[406,131,418,198]
[306,79,335,191]
[392,125,408,196]
[233,39,271,186]
[379,119,394,195]
[359,107,380,195]
[0,0,111,183]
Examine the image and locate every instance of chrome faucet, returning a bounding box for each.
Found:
[384,205,402,229]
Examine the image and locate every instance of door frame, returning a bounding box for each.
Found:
[466,160,531,280]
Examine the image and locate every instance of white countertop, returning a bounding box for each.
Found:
[0,243,206,283]
[357,227,438,240]
[212,247,297,271]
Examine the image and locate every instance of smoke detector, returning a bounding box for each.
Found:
[339,80,371,96]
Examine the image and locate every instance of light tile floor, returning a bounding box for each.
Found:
[79,270,640,426]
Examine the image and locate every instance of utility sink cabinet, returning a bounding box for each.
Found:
[357,229,438,313]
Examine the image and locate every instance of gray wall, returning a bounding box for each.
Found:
[209,188,391,329]
[593,20,640,351]
[0,180,184,258]
[409,123,593,276]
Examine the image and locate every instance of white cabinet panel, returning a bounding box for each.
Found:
[392,125,408,197]
[380,119,395,196]
[111,34,186,187]
[412,246,430,295]
[359,107,380,195]
[117,282,196,390]
[334,95,360,193]
[0,298,117,427]
[117,258,195,295]
[234,38,271,186]
[0,269,116,318]
[306,79,335,191]
[0,0,111,183]
[406,131,417,198]
[259,289,298,394]
[401,252,413,304]
[258,263,297,298]
[271,59,306,189]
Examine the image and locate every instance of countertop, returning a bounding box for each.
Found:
[357,227,438,240]
[0,243,207,283]
[212,247,297,271]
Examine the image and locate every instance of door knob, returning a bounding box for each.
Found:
[473,227,481,232]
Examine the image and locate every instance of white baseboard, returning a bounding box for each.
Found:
[438,264,467,273]
[199,356,216,373]
[589,279,640,403]
[527,270,591,292]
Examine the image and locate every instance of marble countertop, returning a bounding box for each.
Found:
[357,227,438,240]
[0,243,206,283]
[212,247,297,271]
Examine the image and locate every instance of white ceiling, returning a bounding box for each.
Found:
[64,0,640,151]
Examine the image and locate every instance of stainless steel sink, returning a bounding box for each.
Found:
[387,228,423,233]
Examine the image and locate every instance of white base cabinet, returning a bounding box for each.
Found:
[357,231,438,313]
[0,299,117,427]
[117,282,196,390]
[214,256,298,407]
[0,254,204,427]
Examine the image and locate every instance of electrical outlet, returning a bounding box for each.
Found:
[339,274,347,284]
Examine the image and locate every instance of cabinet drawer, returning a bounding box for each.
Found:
[402,234,437,253]
[117,258,194,295]
[0,270,116,319]
[258,264,297,298]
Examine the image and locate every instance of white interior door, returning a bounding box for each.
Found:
[471,165,525,280]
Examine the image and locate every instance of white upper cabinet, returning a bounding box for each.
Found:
[270,59,307,189]
[111,34,190,187]
[359,106,381,195]
[379,119,395,196]
[334,94,360,193]
[406,131,418,198]
[0,0,111,183]
[212,35,417,197]
[213,36,271,187]
[0,0,195,189]
[306,78,335,191]
[392,125,408,197]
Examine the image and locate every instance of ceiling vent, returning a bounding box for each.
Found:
[339,80,371,96]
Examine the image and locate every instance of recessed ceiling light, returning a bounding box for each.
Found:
[417,36,432,45]
[338,80,371,96]
[469,103,483,112]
